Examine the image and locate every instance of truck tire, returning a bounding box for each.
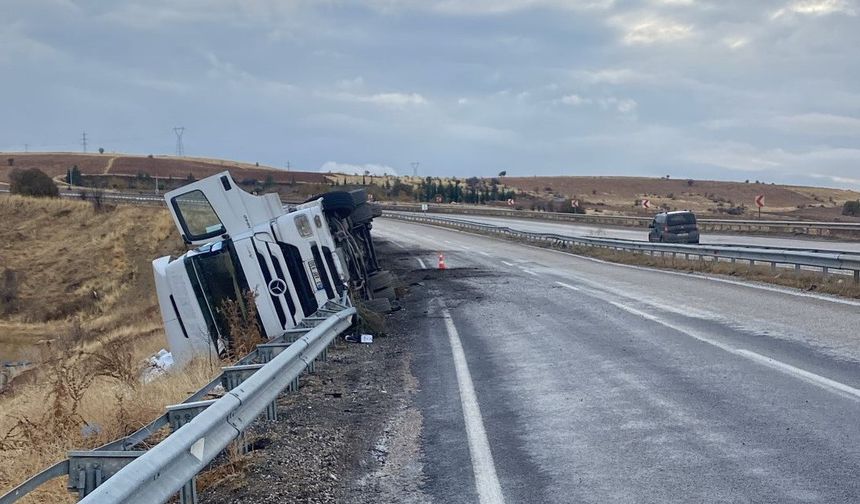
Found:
[351,203,374,224]
[368,270,394,291]
[363,297,392,314]
[372,285,396,300]
[319,192,355,219]
[349,189,368,206]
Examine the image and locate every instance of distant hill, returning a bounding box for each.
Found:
[499,175,860,221]
[0,152,330,200]
[3,153,859,221]
[0,152,327,184]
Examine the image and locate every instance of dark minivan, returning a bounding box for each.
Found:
[648,211,700,244]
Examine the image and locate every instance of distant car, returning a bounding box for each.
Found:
[648,211,700,244]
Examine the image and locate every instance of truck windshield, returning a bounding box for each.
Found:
[185,240,250,351]
[172,190,226,241]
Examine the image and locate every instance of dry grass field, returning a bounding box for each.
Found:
[0,196,219,502]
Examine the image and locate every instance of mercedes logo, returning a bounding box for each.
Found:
[267,278,287,296]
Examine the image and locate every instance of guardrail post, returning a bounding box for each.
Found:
[822,267,829,278]
[67,451,144,500]
[221,363,269,444]
[166,399,218,504]
[771,262,777,272]
[855,270,859,284]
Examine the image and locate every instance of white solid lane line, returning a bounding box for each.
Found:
[554,281,860,401]
[416,257,427,269]
[521,269,539,276]
[478,251,491,257]
[501,261,515,267]
[555,281,580,291]
[442,308,506,504]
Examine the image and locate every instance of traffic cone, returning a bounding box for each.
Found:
[438,252,447,270]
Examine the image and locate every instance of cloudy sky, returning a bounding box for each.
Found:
[2,0,859,188]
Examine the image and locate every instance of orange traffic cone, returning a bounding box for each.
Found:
[438,252,447,270]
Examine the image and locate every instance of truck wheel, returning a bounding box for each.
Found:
[349,189,368,206]
[319,192,355,219]
[372,285,396,300]
[351,203,374,224]
[368,270,394,291]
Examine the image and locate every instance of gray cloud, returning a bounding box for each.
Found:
[1,0,858,188]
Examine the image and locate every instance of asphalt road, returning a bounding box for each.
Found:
[372,217,860,504]
[430,212,860,253]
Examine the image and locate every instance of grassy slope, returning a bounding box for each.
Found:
[0,196,217,502]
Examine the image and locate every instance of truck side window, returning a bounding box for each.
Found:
[172,190,225,241]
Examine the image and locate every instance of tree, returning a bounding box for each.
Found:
[186,172,196,183]
[98,147,105,154]
[66,165,82,186]
[264,174,275,188]
[843,200,860,217]
[9,168,59,197]
[498,170,507,177]
[6,158,13,166]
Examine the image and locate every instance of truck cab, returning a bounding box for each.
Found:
[153,172,346,364]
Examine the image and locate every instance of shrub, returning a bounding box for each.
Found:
[0,268,19,315]
[843,200,860,217]
[8,168,59,197]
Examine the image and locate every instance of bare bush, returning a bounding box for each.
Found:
[85,338,139,389]
[221,290,263,359]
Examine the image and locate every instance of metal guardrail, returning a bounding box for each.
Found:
[1,299,356,504]
[378,203,860,237]
[0,188,165,205]
[384,212,860,283]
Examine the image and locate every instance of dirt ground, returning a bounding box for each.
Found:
[201,240,433,503]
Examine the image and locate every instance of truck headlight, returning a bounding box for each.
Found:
[295,214,313,237]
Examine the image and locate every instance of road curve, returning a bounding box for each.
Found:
[371,217,860,503]
[431,212,860,253]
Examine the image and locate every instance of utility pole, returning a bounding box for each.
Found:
[173,127,185,157]
[24,143,28,153]
[81,132,88,153]
[411,161,420,178]
[155,175,159,195]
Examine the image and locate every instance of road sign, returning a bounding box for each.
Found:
[755,193,765,219]
[507,198,515,206]
[641,199,651,209]
[572,199,580,208]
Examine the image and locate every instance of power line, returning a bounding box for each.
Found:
[173,127,185,157]
[411,161,420,177]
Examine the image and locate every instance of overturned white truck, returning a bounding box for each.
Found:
[152,172,389,364]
